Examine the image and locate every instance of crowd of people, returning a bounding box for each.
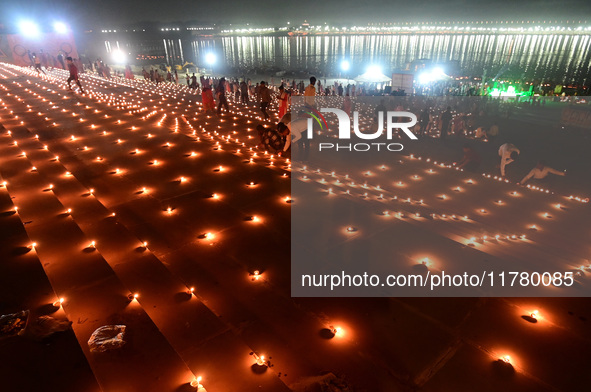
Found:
[132,71,571,185]
[25,59,573,190]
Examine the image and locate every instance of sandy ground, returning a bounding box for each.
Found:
[0,64,590,392]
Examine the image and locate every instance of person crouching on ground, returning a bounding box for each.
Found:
[278,112,310,159]
[498,142,520,177]
[455,144,481,172]
[518,160,565,186]
[256,124,289,156]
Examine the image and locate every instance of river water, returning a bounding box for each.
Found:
[100,32,591,83]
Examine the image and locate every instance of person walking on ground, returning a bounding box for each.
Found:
[518,160,565,185]
[57,52,66,70]
[440,106,452,139]
[254,83,261,102]
[125,65,133,79]
[498,142,520,177]
[216,77,230,115]
[66,57,85,93]
[32,53,46,75]
[343,93,352,116]
[304,76,317,107]
[240,80,249,104]
[278,85,289,118]
[233,80,240,101]
[259,81,272,120]
[202,78,215,112]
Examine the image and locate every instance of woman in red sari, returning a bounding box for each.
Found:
[124,65,134,79]
[201,78,215,112]
[277,85,289,119]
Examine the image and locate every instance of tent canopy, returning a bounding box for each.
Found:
[354,71,392,83]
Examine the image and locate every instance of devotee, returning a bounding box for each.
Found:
[286,118,308,156]
[201,78,215,112]
[240,80,249,104]
[474,127,486,139]
[256,124,288,154]
[304,76,317,107]
[103,63,112,78]
[343,93,352,116]
[518,161,565,185]
[455,144,481,172]
[32,53,46,75]
[66,57,85,94]
[125,65,134,79]
[452,114,466,136]
[440,106,452,139]
[278,85,289,118]
[487,121,499,141]
[254,83,260,102]
[216,77,230,115]
[279,113,310,158]
[57,52,65,69]
[498,142,520,177]
[259,81,272,119]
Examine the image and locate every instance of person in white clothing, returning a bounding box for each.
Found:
[277,113,309,155]
[278,113,310,158]
[518,161,565,185]
[498,143,520,177]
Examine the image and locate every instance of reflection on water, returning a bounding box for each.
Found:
[188,34,591,82]
[129,33,591,83]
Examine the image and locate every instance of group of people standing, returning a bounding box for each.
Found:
[141,67,177,84]
[186,75,292,119]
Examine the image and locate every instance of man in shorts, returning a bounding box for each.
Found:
[32,53,46,75]
[66,57,85,94]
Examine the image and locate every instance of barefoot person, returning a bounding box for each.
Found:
[66,57,85,93]
[518,160,565,185]
[278,113,308,155]
[498,142,519,177]
[259,81,272,119]
[32,53,46,75]
[455,144,481,172]
[256,124,288,154]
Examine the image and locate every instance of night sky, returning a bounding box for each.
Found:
[1,0,590,30]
